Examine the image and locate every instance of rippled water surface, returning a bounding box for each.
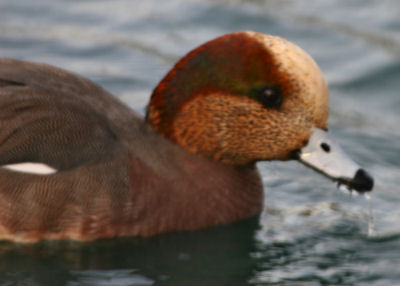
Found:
[0,0,400,285]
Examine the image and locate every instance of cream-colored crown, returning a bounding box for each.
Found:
[244,31,329,127]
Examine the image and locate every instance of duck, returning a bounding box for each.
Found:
[0,31,373,243]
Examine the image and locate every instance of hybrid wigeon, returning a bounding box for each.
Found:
[0,31,373,242]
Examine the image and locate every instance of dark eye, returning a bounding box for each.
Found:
[320,142,331,153]
[255,85,282,108]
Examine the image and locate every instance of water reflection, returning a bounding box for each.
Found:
[0,218,259,286]
[69,270,154,286]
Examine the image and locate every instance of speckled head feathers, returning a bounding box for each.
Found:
[147,31,329,165]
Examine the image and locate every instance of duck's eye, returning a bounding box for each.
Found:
[320,142,331,153]
[255,86,282,108]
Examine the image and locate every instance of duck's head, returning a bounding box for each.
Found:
[146,31,373,193]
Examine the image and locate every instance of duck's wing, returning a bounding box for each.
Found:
[0,58,138,170]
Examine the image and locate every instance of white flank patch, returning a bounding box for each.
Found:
[2,162,58,175]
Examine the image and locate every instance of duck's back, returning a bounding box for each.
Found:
[0,59,142,168]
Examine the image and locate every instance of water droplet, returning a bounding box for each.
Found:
[366,194,376,237]
[338,184,351,195]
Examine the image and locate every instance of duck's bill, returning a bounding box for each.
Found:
[297,128,374,193]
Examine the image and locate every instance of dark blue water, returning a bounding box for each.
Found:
[0,0,399,285]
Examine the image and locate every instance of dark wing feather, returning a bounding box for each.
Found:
[0,58,138,170]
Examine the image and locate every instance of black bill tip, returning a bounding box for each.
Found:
[349,168,374,193]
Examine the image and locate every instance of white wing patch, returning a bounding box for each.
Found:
[2,162,58,175]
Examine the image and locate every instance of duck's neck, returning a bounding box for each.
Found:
[127,150,264,236]
[168,164,264,233]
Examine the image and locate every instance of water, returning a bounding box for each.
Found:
[0,0,400,285]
